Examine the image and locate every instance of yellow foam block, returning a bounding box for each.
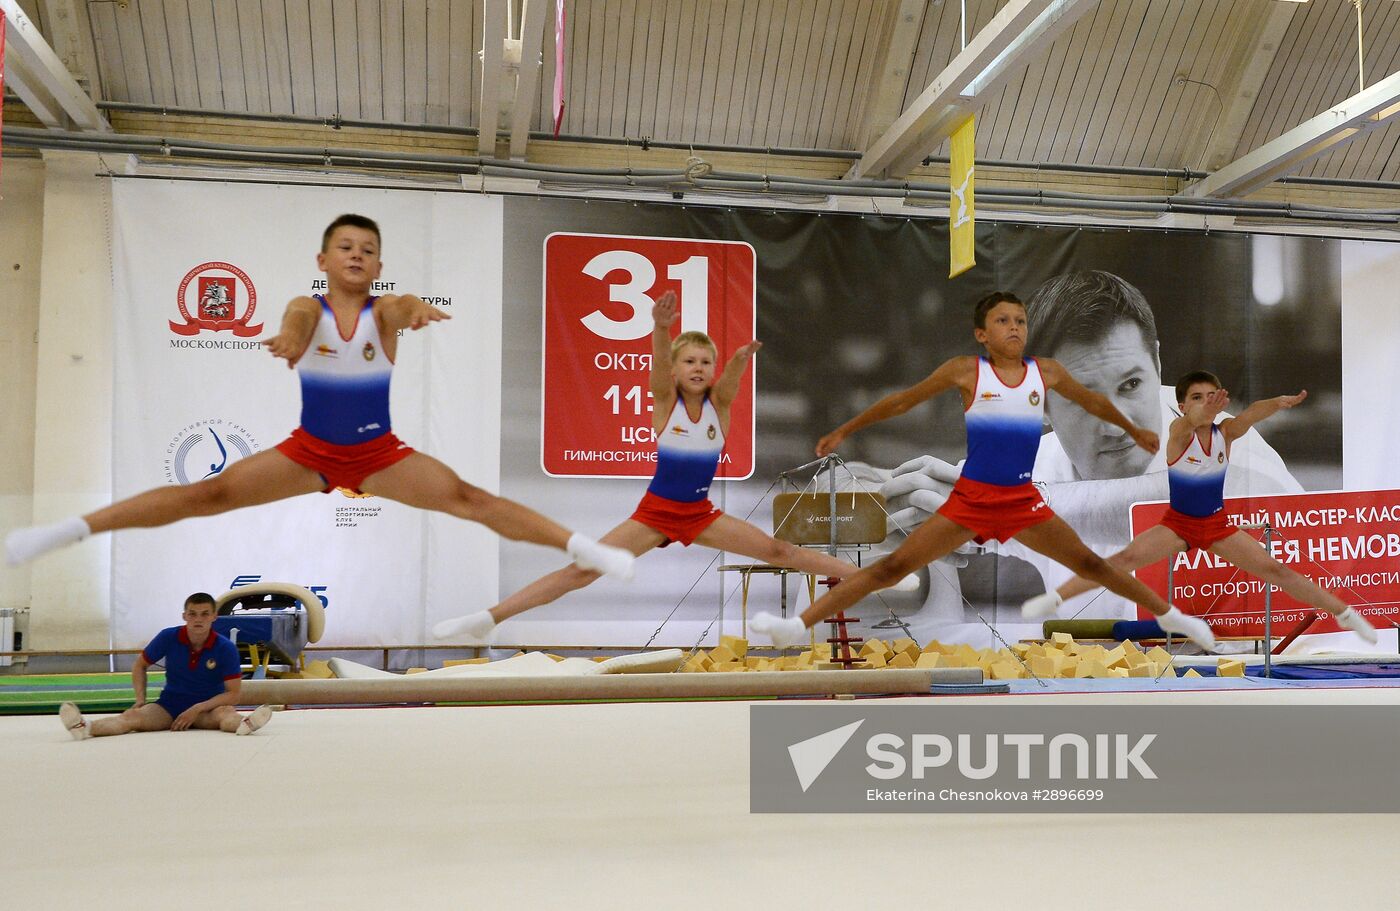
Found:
[815,661,846,671]
[720,635,749,659]
[1183,668,1202,678]
[1121,638,1142,653]
[1217,659,1246,678]
[863,652,889,669]
[888,652,916,669]
[1126,663,1157,678]
[1061,654,1088,673]
[954,644,981,664]
[915,652,943,670]
[989,662,1023,680]
[1159,666,1178,678]
[300,660,335,679]
[708,645,739,665]
[406,667,429,675]
[1146,646,1172,665]
[1051,631,1074,646]
[890,637,918,654]
[1103,646,1128,668]
[1124,650,1151,669]
[859,639,891,658]
[1028,655,1062,677]
[1073,661,1110,679]
[1108,667,1129,678]
[922,640,953,655]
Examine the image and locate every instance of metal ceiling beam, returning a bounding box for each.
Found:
[1196,0,1298,172]
[477,0,509,159]
[508,0,551,159]
[1185,68,1400,198]
[38,0,100,98]
[848,0,1098,180]
[853,0,928,151]
[0,0,109,131]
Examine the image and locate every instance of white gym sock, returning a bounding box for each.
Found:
[890,573,922,593]
[432,610,498,642]
[567,533,636,581]
[236,704,273,736]
[1021,591,1063,620]
[1157,606,1216,651]
[59,702,90,741]
[749,611,808,648]
[5,516,91,566]
[1334,607,1379,645]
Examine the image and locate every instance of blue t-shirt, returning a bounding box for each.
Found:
[142,626,241,702]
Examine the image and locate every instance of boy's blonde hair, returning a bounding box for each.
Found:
[671,331,717,361]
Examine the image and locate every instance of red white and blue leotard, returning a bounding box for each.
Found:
[937,357,1055,542]
[275,295,415,492]
[1162,424,1234,550]
[630,395,726,546]
[297,295,393,444]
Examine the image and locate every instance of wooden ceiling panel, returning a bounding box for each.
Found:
[36,0,1398,184]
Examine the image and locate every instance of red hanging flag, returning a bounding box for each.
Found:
[552,0,566,136]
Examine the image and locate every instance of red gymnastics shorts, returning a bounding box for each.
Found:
[936,475,1055,543]
[629,490,724,547]
[1162,507,1236,552]
[275,427,416,494]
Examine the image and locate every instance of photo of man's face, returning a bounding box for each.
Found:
[1046,320,1161,479]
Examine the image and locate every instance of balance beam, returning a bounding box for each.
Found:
[240,668,982,705]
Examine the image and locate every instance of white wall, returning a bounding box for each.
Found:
[27,152,116,649]
[1341,241,1400,491]
[0,158,45,616]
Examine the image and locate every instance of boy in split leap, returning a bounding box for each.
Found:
[748,292,1215,651]
[1023,371,1377,644]
[7,214,634,582]
[434,291,917,641]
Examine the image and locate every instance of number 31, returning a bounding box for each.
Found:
[579,251,709,341]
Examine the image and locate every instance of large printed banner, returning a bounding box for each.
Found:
[503,200,1400,648]
[1130,490,1400,637]
[110,181,503,647]
[541,232,755,479]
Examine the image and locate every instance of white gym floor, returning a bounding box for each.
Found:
[5,688,1399,909]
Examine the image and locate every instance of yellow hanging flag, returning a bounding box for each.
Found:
[949,115,976,279]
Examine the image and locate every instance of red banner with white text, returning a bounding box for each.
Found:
[541,232,756,480]
[1130,490,1400,636]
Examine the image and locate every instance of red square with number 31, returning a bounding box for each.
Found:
[542,233,756,480]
